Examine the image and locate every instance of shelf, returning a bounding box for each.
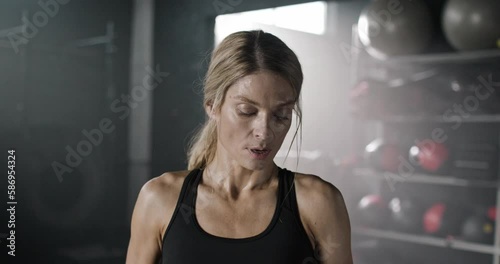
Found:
[353,114,500,124]
[353,227,499,255]
[366,49,500,65]
[381,115,500,124]
[350,24,500,264]
[352,168,499,188]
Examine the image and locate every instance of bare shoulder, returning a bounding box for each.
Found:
[293,172,345,206]
[134,170,192,247]
[127,170,192,263]
[144,170,190,198]
[293,172,352,263]
[138,170,190,211]
[292,172,348,239]
[150,170,191,217]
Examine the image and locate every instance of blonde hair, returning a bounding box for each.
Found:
[187,30,303,170]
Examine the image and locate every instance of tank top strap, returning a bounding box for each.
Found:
[279,167,313,247]
[177,168,202,214]
[278,167,296,212]
[183,167,291,215]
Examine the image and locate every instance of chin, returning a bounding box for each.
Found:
[244,159,271,171]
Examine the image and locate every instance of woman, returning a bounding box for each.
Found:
[126,30,352,264]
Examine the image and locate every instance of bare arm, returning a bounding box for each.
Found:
[299,176,353,264]
[126,178,166,264]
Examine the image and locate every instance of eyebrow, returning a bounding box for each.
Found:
[234,95,295,107]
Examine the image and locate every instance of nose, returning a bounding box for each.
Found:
[253,114,274,141]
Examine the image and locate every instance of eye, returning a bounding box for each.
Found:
[237,110,256,116]
[274,114,289,121]
[274,109,292,121]
[236,104,258,116]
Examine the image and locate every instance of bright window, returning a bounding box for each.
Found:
[215,1,327,44]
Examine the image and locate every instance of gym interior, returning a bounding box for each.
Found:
[0,0,499,263]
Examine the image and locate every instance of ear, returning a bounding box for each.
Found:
[205,102,217,120]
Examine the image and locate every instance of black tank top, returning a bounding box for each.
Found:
[160,167,318,264]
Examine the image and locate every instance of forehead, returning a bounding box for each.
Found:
[226,71,295,105]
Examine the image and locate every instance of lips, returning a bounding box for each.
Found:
[250,149,269,153]
[248,148,271,159]
[249,146,270,152]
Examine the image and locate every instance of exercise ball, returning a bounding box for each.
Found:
[461,206,496,244]
[364,138,403,173]
[443,0,500,51]
[423,202,467,236]
[357,194,388,227]
[409,140,449,173]
[388,197,426,233]
[461,214,494,244]
[357,0,435,59]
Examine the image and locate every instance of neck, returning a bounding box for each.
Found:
[203,160,278,200]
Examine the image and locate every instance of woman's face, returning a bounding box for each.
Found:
[209,71,296,171]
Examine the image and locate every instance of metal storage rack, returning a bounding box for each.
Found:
[348,24,500,264]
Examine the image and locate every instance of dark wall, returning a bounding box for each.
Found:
[0,1,133,262]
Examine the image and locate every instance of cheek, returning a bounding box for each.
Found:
[219,110,250,138]
[225,111,250,128]
[271,122,291,138]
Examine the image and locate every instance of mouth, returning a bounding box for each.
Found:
[248,148,271,159]
[250,148,270,153]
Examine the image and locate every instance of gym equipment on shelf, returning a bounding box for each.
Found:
[442,0,500,51]
[409,140,449,173]
[357,0,435,59]
[423,202,467,237]
[388,196,426,233]
[461,206,496,244]
[364,138,404,173]
[357,194,388,227]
